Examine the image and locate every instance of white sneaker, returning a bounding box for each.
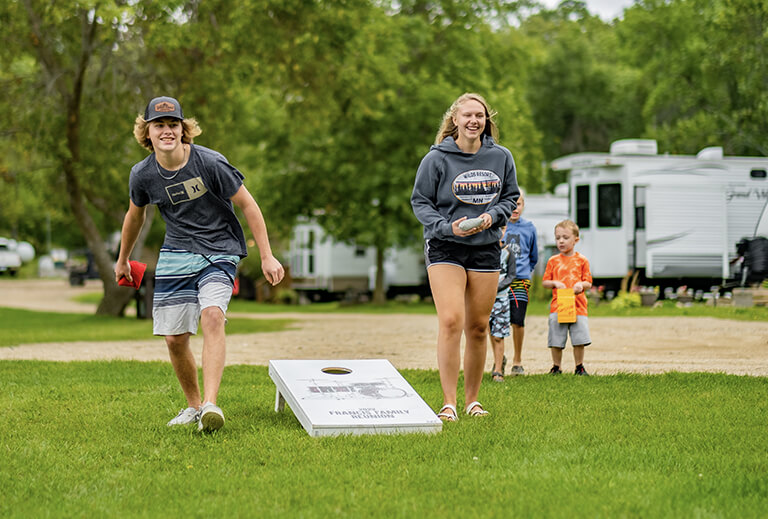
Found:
[198,402,225,432]
[167,407,200,426]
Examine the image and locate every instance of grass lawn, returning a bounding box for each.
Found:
[1,362,766,518]
[1,298,766,517]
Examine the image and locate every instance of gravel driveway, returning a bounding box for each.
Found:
[1,279,767,376]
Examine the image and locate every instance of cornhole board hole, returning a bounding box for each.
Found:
[269,359,442,437]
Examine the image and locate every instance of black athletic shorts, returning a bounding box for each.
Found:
[424,238,501,272]
[509,299,528,326]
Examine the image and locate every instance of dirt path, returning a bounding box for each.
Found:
[1,280,767,376]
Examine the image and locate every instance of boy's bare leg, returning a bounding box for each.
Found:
[573,345,585,367]
[490,335,505,374]
[550,346,563,368]
[200,306,227,405]
[511,324,524,366]
[165,333,202,409]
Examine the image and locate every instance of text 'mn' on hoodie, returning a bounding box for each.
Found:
[411,135,519,246]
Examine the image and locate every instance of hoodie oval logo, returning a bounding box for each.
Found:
[453,169,501,205]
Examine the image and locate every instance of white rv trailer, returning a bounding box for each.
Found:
[289,189,569,300]
[551,139,768,289]
[289,219,426,299]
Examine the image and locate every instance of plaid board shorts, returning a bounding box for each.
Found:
[152,248,239,336]
[489,293,511,338]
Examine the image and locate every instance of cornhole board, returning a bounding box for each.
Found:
[269,359,443,437]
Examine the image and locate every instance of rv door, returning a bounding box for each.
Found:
[645,183,728,279]
[632,186,647,271]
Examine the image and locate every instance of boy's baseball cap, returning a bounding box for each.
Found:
[144,96,184,122]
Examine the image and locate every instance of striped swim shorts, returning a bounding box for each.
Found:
[152,248,240,336]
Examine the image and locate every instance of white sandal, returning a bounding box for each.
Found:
[436,404,458,422]
[465,401,489,417]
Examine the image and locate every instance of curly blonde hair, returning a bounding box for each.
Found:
[434,93,499,145]
[133,115,202,151]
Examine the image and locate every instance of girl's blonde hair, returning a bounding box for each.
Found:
[555,219,580,237]
[434,93,499,145]
[133,115,202,151]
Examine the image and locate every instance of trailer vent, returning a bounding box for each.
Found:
[609,139,658,156]
[650,254,722,277]
[696,147,723,160]
[750,169,767,179]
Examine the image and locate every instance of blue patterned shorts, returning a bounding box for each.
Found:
[489,294,511,338]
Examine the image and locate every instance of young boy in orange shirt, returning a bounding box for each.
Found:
[541,220,592,375]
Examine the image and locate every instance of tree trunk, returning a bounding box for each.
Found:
[372,245,386,304]
[62,112,135,316]
[56,9,137,316]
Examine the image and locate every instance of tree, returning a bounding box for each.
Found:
[251,0,541,302]
[520,0,644,168]
[0,1,186,315]
[619,0,768,156]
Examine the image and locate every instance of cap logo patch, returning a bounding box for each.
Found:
[154,101,176,113]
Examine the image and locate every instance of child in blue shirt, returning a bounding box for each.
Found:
[503,190,538,375]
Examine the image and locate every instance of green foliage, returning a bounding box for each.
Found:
[1,363,766,518]
[519,3,645,163]
[618,0,768,155]
[2,0,767,305]
[273,288,300,305]
[589,300,768,321]
[609,290,642,310]
[0,1,155,251]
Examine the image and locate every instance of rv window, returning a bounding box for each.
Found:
[750,169,767,179]
[597,183,622,228]
[575,185,590,228]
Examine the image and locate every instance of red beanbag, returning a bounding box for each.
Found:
[118,261,147,290]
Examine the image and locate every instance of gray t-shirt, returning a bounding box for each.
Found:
[129,144,247,257]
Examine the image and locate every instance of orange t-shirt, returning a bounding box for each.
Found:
[543,252,592,316]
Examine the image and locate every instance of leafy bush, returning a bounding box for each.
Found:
[609,291,641,310]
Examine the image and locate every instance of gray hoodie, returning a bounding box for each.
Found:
[411,135,519,246]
